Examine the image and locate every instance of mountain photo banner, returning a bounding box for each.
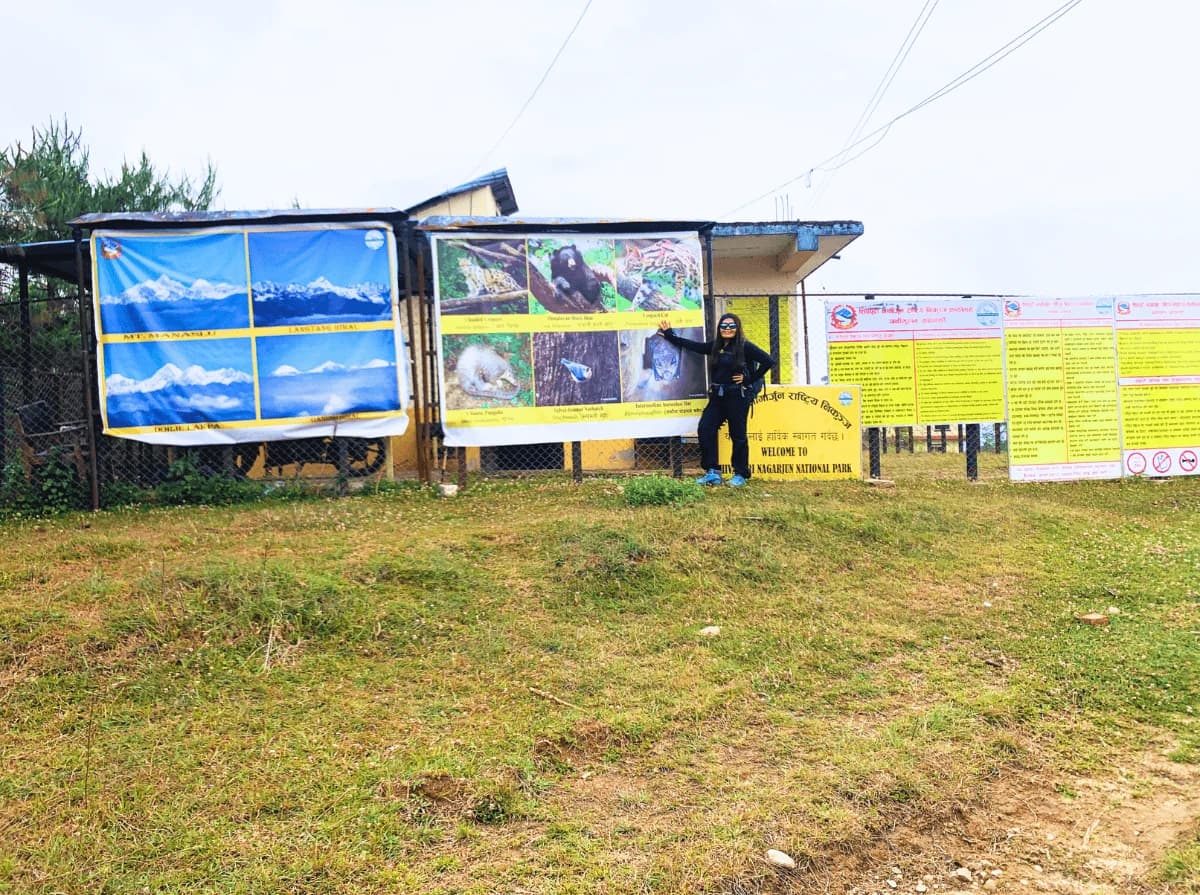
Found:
[90,224,410,445]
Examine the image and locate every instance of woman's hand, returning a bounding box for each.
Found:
[732,373,745,384]
[658,319,671,333]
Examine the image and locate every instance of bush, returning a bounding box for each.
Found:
[154,455,264,506]
[623,475,704,508]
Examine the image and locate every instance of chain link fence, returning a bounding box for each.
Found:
[2,259,1005,511]
[1,269,400,514]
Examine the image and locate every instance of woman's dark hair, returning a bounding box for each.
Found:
[708,312,747,377]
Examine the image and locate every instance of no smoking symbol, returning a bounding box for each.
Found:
[1181,450,1198,473]
[1152,451,1172,474]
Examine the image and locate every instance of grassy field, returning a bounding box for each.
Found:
[1,452,1198,893]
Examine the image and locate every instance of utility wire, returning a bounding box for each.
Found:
[470,0,594,176]
[808,0,940,209]
[727,0,1085,218]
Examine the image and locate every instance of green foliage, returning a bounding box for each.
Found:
[0,452,84,516]
[154,455,264,506]
[1,118,219,364]
[623,474,704,507]
[0,118,218,247]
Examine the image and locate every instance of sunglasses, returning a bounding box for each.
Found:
[718,322,738,330]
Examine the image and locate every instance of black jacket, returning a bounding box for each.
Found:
[660,328,775,388]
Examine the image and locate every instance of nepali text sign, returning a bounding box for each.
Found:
[824,299,1004,427]
[1002,297,1122,482]
[91,224,410,445]
[718,385,861,480]
[1115,296,1200,477]
[431,232,706,447]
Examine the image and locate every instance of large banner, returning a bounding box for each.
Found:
[718,385,861,480]
[825,298,1005,426]
[1003,297,1122,482]
[91,223,410,445]
[1116,296,1200,477]
[431,232,706,447]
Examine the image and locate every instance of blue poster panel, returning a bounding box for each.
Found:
[92,224,410,445]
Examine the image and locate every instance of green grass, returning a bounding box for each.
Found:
[1,453,1197,893]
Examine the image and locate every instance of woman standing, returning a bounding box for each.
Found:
[657,313,775,487]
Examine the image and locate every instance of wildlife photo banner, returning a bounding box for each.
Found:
[91,223,410,445]
[431,232,706,447]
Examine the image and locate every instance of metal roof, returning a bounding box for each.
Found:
[406,168,518,217]
[69,207,408,229]
[0,239,87,282]
[416,215,715,234]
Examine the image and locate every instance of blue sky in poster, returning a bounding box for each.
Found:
[103,337,255,427]
[248,229,390,286]
[256,329,399,419]
[95,231,249,334]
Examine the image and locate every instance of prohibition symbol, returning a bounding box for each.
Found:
[1152,451,1171,474]
[1126,452,1146,475]
[1180,450,1198,473]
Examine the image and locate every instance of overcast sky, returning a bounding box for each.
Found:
[5,0,1196,297]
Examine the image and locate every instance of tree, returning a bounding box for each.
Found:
[0,119,220,362]
[0,118,218,247]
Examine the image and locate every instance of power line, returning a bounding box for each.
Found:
[808,0,940,209]
[470,0,594,176]
[727,0,1086,218]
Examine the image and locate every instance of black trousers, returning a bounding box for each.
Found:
[698,387,751,478]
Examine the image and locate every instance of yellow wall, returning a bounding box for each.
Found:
[409,187,500,219]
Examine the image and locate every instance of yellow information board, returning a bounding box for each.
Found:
[823,299,1004,427]
[1115,296,1200,477]
[718,385,861,480]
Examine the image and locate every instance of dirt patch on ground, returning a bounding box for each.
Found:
[801,744,1200,894]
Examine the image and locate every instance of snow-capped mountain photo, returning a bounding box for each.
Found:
[103,340,256,429]
[99,274,249,334]
[257,330,400,420]
[94,231,251,335]
[248,228,394,327]
[250,276,391,327]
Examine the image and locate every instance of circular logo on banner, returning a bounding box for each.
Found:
[1004,300,1022,318]
[1126,452,1147,475]
[99,238,122,260]
[976,301,1000,327]
[363,229,384,251]
[838,390,853,406]
[1152,451,1172,474]
[1116,301,1132,315]
[1180,450,1198,473]
[830,304,858,330]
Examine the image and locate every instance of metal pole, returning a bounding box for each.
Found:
[800,279,811,384]
[571,441,582,483]
[18,263,32,404]
[767,294,780,384]
[73,227,100,511]
[702,228,716,336]
[401,225,427,484]
[868,427,881,479]
[966,423,980,481]
[669,437,683,478]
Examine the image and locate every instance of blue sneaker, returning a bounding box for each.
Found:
[727,474,747,487]
[695,469,723,485]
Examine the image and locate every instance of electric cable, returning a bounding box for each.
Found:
[726,0,1086,218]
[469,0,595,176]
